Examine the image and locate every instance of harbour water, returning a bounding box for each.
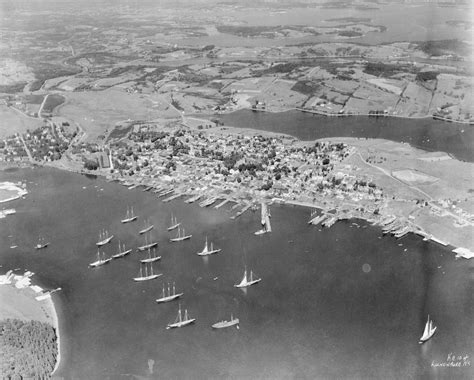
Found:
[215,110,474,162]
[0,166,472,379]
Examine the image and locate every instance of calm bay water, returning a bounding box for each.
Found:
[215,110,474,162]
[0,166,472,379]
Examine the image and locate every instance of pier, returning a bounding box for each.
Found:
[230,202,241,211]
[230,204,251,219]
[214,198,231,209]
[309,214,327,226]
[261,202,272,233]
[185,194,201,204]
[163,192,185,203]
[158,189,174,198]
[199,197,217,207]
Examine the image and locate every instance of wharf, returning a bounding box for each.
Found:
[230,202,241,211]
[158,189,174,198]
[430,236,448,246]
[185,194,201,204]
[163,192,185,203]
[230,204,251,219]
[310,214,327,225]
[199,197,217,207]
[262,202,272,232]
[214,198,231,209]
[322,216,338,228]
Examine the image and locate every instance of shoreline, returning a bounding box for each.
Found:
[211,106,474,125]
[0,271,61,377]
[2,126,472,256]
[0,181,28,203]
[51,292,61,376]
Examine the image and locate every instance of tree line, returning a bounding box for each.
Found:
[0,319,58,379]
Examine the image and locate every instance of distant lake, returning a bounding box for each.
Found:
[213,110,474,162]
[0,167,472,379]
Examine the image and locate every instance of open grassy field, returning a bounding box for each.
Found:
[42,94,65,115]
[332,137,474,249]
[57,88,164,142]
[0,105,42,139]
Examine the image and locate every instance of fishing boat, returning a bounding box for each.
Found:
[35,237,50,250]
[166,304,195,329]
[112,241,132,259]
[138,219,154,235]
[212,314,240,329]
[170,226,192,242]
[167,214,180,231]
[140,248,161,263]
[419,315,437,344]
[89,249,112,268]
[156,282,183,303]
[96,230,113,246]
[196,237,221,256]
[137,232,158,251]
[234,268,261,288]
[121,206,138,223]
[133,262,161,282]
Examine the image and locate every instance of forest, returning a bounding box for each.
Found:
[0,319,58,379]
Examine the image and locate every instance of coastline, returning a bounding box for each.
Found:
[0,181,28,203]
[214,106,474,125]
[0,271,61,377]
[51,293,61,376]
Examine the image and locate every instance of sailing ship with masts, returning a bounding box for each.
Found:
[121,206,138,223]
[35,237,50,250]
[140,248,161,263]
[234,268,261,288]
[138,219,154,235]
[89,249,112,268]
[212,314,240,329]
[196,236,221,256]
[112,241,132,259]
[167,214,180,231]
[419,315,437,344]
[96,229,114,246]
[133,262,161,282]
[137,231,158,251]
[166,303,195,329]
[156,282,183,303]
[170,226,192,242]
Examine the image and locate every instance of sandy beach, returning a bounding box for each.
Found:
[0,181,28,203]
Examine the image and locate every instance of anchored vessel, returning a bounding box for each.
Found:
[137,231,158,251]
[170,226,192,242]
[234,269,261,288]
[212,314,240,329]
[196,237,221,256]
[167,214,180,231]
[112,241,132,259]
[419,315,437,344]
[121,206,138,223]
[166,304,195,329]
[96,230,113,247]
[156,282,183,303]
[89,249,112,268]
[140,248,161,263]
[133,262,161,282]
[138,219,154,235]
[35,237,50,250]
